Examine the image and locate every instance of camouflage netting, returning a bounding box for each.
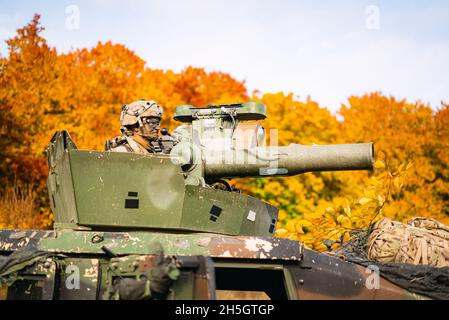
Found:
[0,249,53,286]
[336,230,449,300]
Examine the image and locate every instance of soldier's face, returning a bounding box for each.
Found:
[139,116,161,141]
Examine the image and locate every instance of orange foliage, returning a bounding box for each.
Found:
[340,93,449,223]
[1,15,448,249]
[0,183,50,230]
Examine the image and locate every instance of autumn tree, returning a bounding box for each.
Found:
[0,14,58,185]
[340,93,449,224]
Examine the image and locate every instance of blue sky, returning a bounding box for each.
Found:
[1,0,448,112]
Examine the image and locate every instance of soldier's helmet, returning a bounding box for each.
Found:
[120,99,163,133]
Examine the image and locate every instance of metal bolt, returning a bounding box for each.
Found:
[91,234,104,244]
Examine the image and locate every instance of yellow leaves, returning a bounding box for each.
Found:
[264,181,283,196]
[395,161,413,175]
[275,159,416,252]
[343,205,352,217]
[314,243,328,252]
[358,197,372,205]
[363,188,377,199]
[303,211,323,220]
[285,220,296,233]
[337,215,352,229]
[277,210,287,221]
[301,220,313,230]
[393,177,402,190]
[292,219,313,234]
[377,194,385,204]
[373,160,386,169]
[325,207,335,214]
[295,222,305,234]
[405,161,413,171]
[275,228,288,237]
[336,214,345,224]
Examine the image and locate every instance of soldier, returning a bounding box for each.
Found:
[106,99,163,154]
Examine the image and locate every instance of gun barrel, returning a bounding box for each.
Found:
[204,143,374,178]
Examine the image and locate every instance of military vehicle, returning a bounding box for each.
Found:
[0,102,430,300]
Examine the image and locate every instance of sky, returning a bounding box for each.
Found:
[0,0,448,112]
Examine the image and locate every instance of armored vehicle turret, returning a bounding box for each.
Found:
[0,102,428,300]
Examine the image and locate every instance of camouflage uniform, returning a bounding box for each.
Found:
[107,100,163,154]
[108,135,154,154]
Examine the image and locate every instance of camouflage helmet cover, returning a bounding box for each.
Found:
[120,100,163,130]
